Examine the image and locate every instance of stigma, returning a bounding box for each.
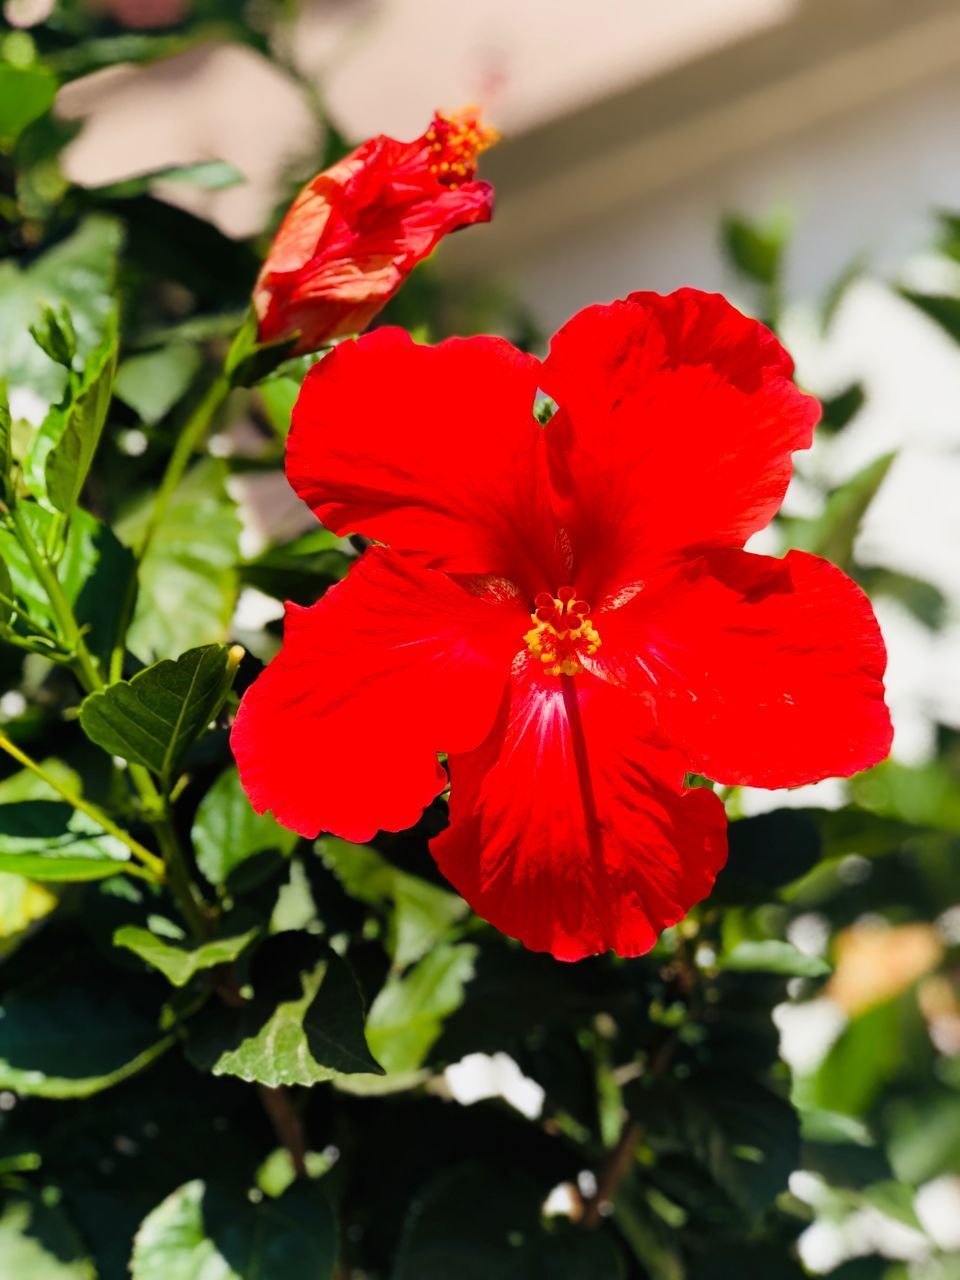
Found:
[425,107,499,186]
[523,587,602,678]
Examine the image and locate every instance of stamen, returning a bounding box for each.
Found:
[523,586,602,679]
[424,107,498,186]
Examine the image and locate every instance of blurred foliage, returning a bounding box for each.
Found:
[0,9,953,1280]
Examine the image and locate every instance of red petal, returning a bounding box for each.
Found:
[231,548,523,842]
[287,329,564,589]
[540,289,820,596]
[255,133,494,353]
[432,662,728,960]
[598,549,893,788]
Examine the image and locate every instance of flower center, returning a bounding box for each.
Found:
[425,107,499,187]
[523,587,602,678]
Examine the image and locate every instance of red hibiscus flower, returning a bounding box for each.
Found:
[231,289,892,961]
[253,108,497,356]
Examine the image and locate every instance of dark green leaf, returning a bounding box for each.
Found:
[0,552,11,628]
[79,644,241,785]
[186,934,382,1085]
[721,212,787,287]
[191,767,298,889]
[0,800,132,880]
[0,969,172,1097]
[393,1165,623,1279]
[319,837,468,968]
[225,308,299,388]
[113,924,260,987]
[0,63,57,144]
[0,1186,96,1279]
[130,1179,337,1280]
[114,343,202,426]
[819,383,865,433]
[713,810,822,903]
[240,527,352,603]
[899,288,960,342]
[885,1091,960,1184]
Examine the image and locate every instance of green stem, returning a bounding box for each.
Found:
[9,504,102,691]
[0,729,165,880]
[136,371,230,566]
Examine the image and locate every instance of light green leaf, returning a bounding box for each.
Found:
[0,503,135,665]
[98,159,246,200]
[44,309,119,513]
[0,1187,96,1280]
[257,375,300,440]
[79,644,240,785]
[192,767,298,889]
[319,837,467,968]
[788,452,895,570]
[114,923,259,987]
[186,934,382,1086]
[114,343,202,426]
[0,800,132,880]
[131,1179,337,1280]
[0,216,121,410]
[0,63,57,145]
[118,460,242,660]
[365,943,477,1075]
[719,939,831,978]
[0,382,10,501]
[0,973,172,1097]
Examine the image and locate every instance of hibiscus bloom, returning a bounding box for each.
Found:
[253,108,497,356]
[232,289,892,961]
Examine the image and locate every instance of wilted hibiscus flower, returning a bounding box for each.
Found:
[253,108,497,355]
[232,289,892,960]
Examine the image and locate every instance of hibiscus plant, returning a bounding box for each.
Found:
[0,7,958,1280]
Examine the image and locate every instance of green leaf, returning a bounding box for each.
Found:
[118,460,242,660]
[257,375,300,440]
[0,216,121,410]
[0,551,11,627]
[0,970,172,1097]
[0,800,133,880]
[45,309,119,513]
[718,939,831,978]
[192,767,298,890]
[131,1179,337,1280]
[365,943,477,1075]
[29,304,77,369]
[393,1165,623,1280]
[0,873,57,950]
[0,1186,96,1280]
[0,504,136,665]
[240,527,352,603]
[319,837,468,968]
[788,452,895,569]
[225,309,299,388]
[0,382,10,501]
[186,934,382,1086]
[79,644,240,786]
[96,159,246,200]
[886,1091,960,1184]
[899,288,960,342]
[810,997,908,1116]
[114,343,202,426]
[712,811,822,903]
[819,383,865,433]
[721,212,788,287]
[0,63,57,145]
[113,924,260,987]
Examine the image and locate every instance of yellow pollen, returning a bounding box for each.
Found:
[523,589,602,679]
[425,106,498,186]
